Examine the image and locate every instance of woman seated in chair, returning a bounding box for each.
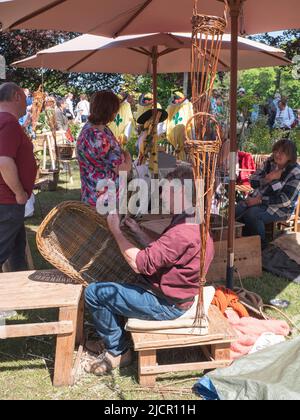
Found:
[236,139,300,249]
[77,91,132,207]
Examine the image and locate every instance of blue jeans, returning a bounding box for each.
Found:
[236,202,285,247]
[85,282,185,356]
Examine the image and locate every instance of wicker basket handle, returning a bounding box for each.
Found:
[193,0,229,23]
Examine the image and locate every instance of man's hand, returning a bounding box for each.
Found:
[107,213,141,274]
[246,196,262,207]
[15,191,28,205]
[107,213,121,235]
[124,217,142,235]
[264,169,283,183]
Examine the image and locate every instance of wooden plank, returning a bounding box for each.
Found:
[132,306,237,351]
[53,306,78,387]
[140,360,231,376]
[25,236,35,271]
[0,321,73,339]
[134,338,237,352]
[211,343,231,361]
[207,236,262,282]
[75,294,85,347]
[139,350,157,387]
[0,270,83,311]
[71,345,84,386]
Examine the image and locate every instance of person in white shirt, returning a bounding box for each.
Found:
[65,93,75,120]
[273,92,281,113]
[274,99,295,130]
[75,94,90,123]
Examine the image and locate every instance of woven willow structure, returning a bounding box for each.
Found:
[44,97,59,166]
[185,1,228,323]
[36,201,142,287]
[31,85,46,132]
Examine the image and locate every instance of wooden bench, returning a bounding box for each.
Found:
[131,305,237,387]
[0,270,84,387]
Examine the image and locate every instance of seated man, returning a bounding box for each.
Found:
[236,139,300,249]
[84,166,215,375]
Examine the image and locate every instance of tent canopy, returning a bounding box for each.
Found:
[1,0,299,37]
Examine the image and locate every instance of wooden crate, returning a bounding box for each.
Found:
[131,305,237,387]
[207,236,262,282]
[140,216,244,242]
[210,214,244,242]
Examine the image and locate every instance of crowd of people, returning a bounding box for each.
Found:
[18,89,91,136]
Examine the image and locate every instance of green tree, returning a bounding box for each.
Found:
[0,29,122,96]
[117,73,185,109]
[248,30,300,108]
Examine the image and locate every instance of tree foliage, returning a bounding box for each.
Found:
[121,73,184,109]
[0,29,122,96]
[247,30,300,108]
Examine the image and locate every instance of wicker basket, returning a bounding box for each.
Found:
[36,201,142,287]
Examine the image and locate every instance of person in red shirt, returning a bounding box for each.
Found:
[84,166,215,376]
[0,83,37,274]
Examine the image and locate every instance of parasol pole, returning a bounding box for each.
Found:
[226,0,243,289]
[151,46,160,177]
[152,46,158,113]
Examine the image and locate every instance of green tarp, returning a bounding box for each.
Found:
[208,337,300,400]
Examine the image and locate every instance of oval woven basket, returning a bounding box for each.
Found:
[36,201,141,287]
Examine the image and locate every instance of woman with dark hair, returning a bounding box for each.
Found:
[77,91,132,207]
[236,139,300,248]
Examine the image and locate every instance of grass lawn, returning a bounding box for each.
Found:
[0,162,299,400]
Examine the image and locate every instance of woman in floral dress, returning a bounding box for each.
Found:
[77,91,132,208]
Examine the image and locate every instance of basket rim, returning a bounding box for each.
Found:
[36,201,108,287]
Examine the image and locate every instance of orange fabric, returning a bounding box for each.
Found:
[212,287,249,318]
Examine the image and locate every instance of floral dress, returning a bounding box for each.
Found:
[77,123,124,207]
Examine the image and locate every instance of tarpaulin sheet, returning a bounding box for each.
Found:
[206,338,300,400]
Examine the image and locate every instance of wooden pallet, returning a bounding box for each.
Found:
[131,305,237,387]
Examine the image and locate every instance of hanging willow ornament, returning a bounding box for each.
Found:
[185,0,228,325]
[45,96,59,168]
[31,85,46,133]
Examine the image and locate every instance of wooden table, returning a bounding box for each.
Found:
[131,305,237,387]
[0,270,84,387]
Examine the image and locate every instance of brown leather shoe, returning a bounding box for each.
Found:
[84,350,132,376]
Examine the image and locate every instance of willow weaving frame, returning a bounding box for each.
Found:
[186,1,228,323]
